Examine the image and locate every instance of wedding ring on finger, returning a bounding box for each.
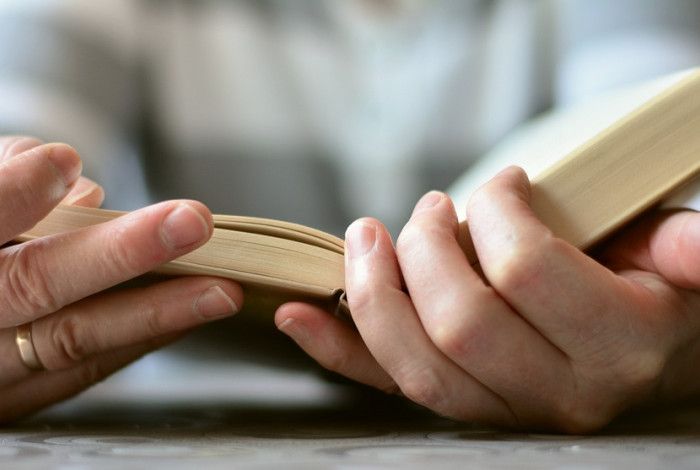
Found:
[15,323,45,371]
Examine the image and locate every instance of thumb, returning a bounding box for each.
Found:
[603,209,700,290]
[648,210,700,289]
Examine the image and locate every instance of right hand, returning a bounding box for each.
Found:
[277,168,700,432]
[0,136,244,422]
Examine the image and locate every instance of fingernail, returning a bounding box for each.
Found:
[277,318,309,343]
[345,221,376,259]
[47,145,82,186]
[194,285,239,319]
[413,191,442,214]
[161,203,210,249]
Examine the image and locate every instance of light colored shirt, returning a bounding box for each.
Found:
[0,0,698,235]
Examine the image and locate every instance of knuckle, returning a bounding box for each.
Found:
[548,381,615,434]
[552,352,666,434]
[432,318,479,360]
[551,398,611,434]
[49,314,87,366]
[466,178,501,216]
[103,224,149,276]
[380,381,401,396]
[348,284,405,325]
[490,249,536,292]
[465,188,486,217]
[1,242,61,320]
[618,350,666,392]
[76,359,109,387]
[396,220,445,259]
[397,366,449,412]
[396,223,421,257]
[428,290,495,359]
[142,299,168,337]
[488,241,551,294]
[317,343,352,374]
[347,284,383,318]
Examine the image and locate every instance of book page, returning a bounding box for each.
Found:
[448,70,698,209]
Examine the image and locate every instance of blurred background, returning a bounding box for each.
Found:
[3,0,700,237]
[3,0,700,390]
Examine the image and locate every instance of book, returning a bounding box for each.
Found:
[17,207,348,313]
[16,69,700,311]
[454,68,700,262]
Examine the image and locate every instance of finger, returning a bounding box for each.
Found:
[344,218,517,426]
[0,143,82,244]
[0,276,242,383]
[62,176,105,207]
[466,167,629,353]
[0,200,214,327]
[0,137,102,209]
[396,191,574,426]
[275,302,397,392]
[0,136,44,162]
[0,335,177,424]
[602,209,700,290]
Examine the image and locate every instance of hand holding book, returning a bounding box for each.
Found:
[0,137,243,423]
[277,169,700,432]
[9,70,700,430]
[274,71,700,432]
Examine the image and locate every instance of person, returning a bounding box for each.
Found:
[1,0,700,432]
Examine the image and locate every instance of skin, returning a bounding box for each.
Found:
[276,166,700,433]
[0,137,244,423]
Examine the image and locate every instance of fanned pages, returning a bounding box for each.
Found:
[16,69,700,311]
[18,206,346,302]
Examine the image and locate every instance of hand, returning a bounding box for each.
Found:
[0,137,243,422]
[275,166,700,433]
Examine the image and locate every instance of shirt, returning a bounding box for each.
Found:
[0,0,698,236]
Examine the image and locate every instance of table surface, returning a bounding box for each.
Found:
[2,330,700,470]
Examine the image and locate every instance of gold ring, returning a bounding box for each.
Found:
[15,323,44,371]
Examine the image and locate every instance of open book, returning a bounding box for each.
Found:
[17,69,700,312]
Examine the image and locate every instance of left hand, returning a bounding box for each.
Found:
[0,136,243,422]
[274,167,700,433]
